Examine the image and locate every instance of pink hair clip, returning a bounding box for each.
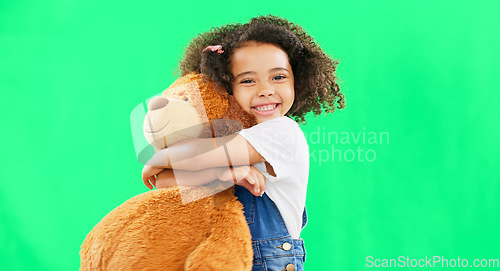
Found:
[202,45,224,54]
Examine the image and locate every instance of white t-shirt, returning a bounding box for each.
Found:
[238,116,309,239]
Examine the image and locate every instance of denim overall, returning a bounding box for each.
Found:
[235,185,307,271]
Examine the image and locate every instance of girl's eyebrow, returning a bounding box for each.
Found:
[234,67,290,80]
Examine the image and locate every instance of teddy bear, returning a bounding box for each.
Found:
[80,72,257,270]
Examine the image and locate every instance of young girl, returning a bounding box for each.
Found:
[142,15,344,270]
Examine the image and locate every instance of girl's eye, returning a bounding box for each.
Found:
[241,79,254,84]
[274,75,286,80]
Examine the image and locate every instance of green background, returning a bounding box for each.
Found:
[1,0,499,270]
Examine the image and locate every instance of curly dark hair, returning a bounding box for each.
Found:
[178,14,345,123]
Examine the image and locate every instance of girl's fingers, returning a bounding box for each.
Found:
[252,170,265,196]
[252,174,260,195]
[246,179,260,197]
[240,181,253,195]
[142,174,152,189]
[237,178,261,197]
[143,176,152,190]
[243,181,258,196]
[246,175,255,184]
[143,175,156,190]
[222,166,266,197]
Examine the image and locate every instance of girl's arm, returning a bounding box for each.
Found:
[145,168,219,190]
[147,166,266,196]
[145,134,264,171]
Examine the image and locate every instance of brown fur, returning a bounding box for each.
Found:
[80,73,256,270]
[164,72,256,137]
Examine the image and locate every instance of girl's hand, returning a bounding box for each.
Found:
[154,169,178,189]
[216,165,266,197]
[142,165,164,190]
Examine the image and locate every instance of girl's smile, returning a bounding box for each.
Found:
[252,103,280,117]
[230,42,294,124]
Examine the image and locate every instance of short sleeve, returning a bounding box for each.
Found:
[238,117,309,182]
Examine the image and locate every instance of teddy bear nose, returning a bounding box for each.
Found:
[147,96,169,111]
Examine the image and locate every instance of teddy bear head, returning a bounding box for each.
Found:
[143,72,255,151]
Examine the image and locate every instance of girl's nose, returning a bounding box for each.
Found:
[257,88,275,97]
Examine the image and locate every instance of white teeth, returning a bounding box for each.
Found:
[254,104,277,111]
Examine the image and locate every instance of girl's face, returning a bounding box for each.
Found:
[230,42,294,124]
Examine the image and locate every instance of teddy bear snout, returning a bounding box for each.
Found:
[147,96,169,111]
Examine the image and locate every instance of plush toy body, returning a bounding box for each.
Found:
[80,73,256,270]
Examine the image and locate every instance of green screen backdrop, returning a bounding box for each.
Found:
[1,0,499,270]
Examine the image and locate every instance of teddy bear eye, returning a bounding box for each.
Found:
[184,97,189,101]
